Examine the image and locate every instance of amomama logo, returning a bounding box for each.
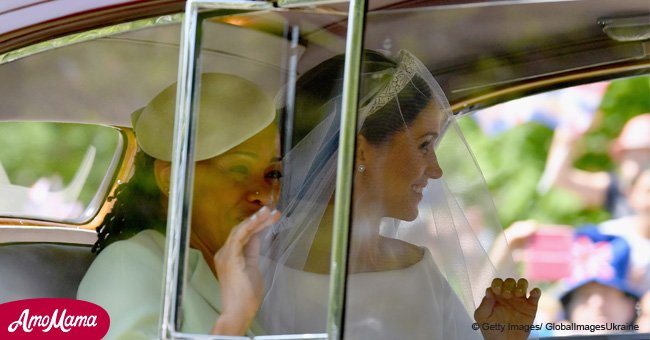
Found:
[0,298,109,339]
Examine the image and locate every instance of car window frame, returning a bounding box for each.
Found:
[164,0,363,338]
[169,1,650,340]
[2,1,649,339]
[0,127,137,231]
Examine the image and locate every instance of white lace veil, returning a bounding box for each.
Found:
[257,49,519,339]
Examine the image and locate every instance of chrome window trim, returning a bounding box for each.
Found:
[0,226,96,245]
[76,127,126,223]
[161,1,273,339]
[451,62,650,114]
[254,334,328,340]
[326,0,365,339]
[0,14,182,65]
[277,0,348,8]
[0,123,124,225]
[165,0,366,338]
[164,0,363,338]
[173,333,250,340]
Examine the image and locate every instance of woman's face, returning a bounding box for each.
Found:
[619,148,650,188]
[190,124,281,253]
[358,100,443,221]
[628,170,650,218]
[567,282,637,327]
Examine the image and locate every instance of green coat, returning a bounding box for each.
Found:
[77,229,264,339]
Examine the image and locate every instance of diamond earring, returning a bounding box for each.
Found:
[358,164,366,173]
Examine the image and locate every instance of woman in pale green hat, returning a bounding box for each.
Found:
[78,73,282,338]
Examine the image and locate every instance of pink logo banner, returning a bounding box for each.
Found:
[0,298,109,339]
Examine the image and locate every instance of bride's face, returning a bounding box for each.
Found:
[359,100,443,221]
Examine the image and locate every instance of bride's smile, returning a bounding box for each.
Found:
[356,100,443,221]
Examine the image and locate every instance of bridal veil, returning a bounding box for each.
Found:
[257,49,519,339]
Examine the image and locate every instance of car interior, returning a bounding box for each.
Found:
[0,0,649,339]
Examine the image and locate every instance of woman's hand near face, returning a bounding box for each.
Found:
[212,206,281,335]
[474,278,541,340]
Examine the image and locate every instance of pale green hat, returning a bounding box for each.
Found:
[132,73,275,161]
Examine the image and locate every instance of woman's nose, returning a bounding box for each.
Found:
[247,183,278,207]
[426,154,443,179]
[586,293,606,308]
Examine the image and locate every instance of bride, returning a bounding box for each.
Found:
[258,49,540,339]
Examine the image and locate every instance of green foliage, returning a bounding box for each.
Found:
[0,122,120,208]
[576,75,650,171]
[459,75,649,228]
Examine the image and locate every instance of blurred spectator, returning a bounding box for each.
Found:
[500,222,644,335]
[637,291,650,332]
[557,227,640,335]
[540,113,650,218]
[499,220,573,281]
[508,170,650,303]
[599,169,650,293]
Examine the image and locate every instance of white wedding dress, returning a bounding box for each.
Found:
[259,249,482,340]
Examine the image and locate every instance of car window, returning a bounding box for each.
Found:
[163,6,348,338]
[1,1,649,340]
[341,1,650,340]
[0,122,122,223]
[459,75,650,338]
[0,7,346,338]
[0,13,183,336]
[328,5,511,340]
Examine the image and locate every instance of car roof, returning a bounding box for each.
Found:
[1,0,648,116]
[0,0,184,55]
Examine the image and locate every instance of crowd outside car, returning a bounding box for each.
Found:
[554,227,641,336]
[598,168,650,293]
[496,112,650,336]
[504,224,641,337]
[541,113,650,218]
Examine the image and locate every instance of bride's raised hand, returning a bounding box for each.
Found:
[474,278,541,340]
[212,206,281,335]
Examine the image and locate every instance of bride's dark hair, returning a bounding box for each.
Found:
[288,49,433,147]
[359,75,432,145]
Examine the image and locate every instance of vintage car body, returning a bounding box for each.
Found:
[0,0,648,339]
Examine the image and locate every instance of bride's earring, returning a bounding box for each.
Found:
[358,164,366,173]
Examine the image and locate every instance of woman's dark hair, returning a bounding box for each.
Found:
[359,74,432,145]
[92,151,166,254]
[289,49,433,146]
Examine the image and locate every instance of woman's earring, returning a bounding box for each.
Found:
[358,164,366,173]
